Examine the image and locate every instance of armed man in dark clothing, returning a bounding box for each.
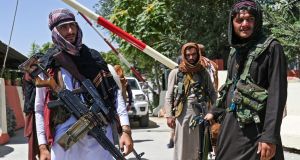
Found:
[205,0,287,160]
[26,8,133,160]
[165,42,217,160]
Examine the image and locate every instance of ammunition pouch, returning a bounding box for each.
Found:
[174,103,183,118]
[215,80,232,109]
[48,91,71,127]
[51,106,71,127]
[191,81,208,104]
[172,82,184,118]
[232,80,268,127]
[228,36,274,128]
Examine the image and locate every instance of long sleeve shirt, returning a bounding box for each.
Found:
[35,67,129,145]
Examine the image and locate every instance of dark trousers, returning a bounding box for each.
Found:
[24,112,40,160]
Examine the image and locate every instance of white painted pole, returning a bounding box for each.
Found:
[61,0,178,69]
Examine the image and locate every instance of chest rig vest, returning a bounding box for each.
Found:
[216,36,275,128]
[172,69,209,117]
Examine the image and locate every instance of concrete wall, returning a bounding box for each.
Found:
[5,85,24,129]
[0,78,9,144]
[0,78,25,144]
[281,81,300,150]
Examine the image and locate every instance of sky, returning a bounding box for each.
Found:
[0,0,112,57]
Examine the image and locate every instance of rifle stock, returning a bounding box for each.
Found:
[35,76,62,93]
[18,56,48,79]
[18,56,38,74]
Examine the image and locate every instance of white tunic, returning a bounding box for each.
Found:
[35,68,129,160]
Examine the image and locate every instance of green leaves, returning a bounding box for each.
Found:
[94,0,236,86]
[28,42,53,57]
[95,0,299,73]
[262,1,300,64]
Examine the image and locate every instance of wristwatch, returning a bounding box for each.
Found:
[122,125,132,136]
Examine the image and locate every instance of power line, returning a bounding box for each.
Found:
[1,0,19,77]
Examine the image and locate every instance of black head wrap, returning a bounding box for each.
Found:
[228,0,263,49]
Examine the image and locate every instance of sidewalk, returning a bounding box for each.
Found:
[281,81,300,150]
[0,129,27,160]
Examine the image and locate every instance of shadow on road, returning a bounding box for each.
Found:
[0,145,14,158]
[133,139,154,143]
[127,158,149,160]
[284,147,300,154]
[6,129,27,145]
[131,119,160,130]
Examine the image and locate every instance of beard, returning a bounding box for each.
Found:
[187,58,198,65]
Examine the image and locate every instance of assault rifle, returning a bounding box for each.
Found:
[18,52,126,160]
[52,52,145,159]
[190,102,212,160]
[48,88,124,159]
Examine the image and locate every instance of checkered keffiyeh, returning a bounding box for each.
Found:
[48,8,82,56]
[233,0,257,10]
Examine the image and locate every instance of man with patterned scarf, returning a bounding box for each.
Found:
[35,8,133,160]
[165,42,217,160]
[205,0,287,160]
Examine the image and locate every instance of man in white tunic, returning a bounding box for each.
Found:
[35,8,133,160]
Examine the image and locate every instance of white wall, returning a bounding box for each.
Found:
[0,78,7,135]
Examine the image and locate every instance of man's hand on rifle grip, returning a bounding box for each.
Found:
[119,125,134,156]
[204,113,214,121]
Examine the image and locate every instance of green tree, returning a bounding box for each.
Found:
[28,42,40,57]
[101,51,121,65]
[95,0,299,79]
[99,0,176,92]
[96,0,235,59]
[40,42,53,53]
[262,0,300,69]
[95,0,235,93]
[28,42,53,57]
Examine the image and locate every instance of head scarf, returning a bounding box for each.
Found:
[114,64,127,85]
[228,0,263,49]
[48,8,82,56]
[178,42,203,73]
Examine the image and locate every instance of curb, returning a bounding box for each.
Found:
[0,133,10,144]
[283,147,300,154]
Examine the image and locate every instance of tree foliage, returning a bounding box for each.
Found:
[28,42,40,57]
[101,51,121,65]
[28,42,53,57]
[96,0,236,58]
[261,0,300,68]
[95,0,299,69]
[95,0,236,87]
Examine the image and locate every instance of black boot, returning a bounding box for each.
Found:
[167,139,174,148]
